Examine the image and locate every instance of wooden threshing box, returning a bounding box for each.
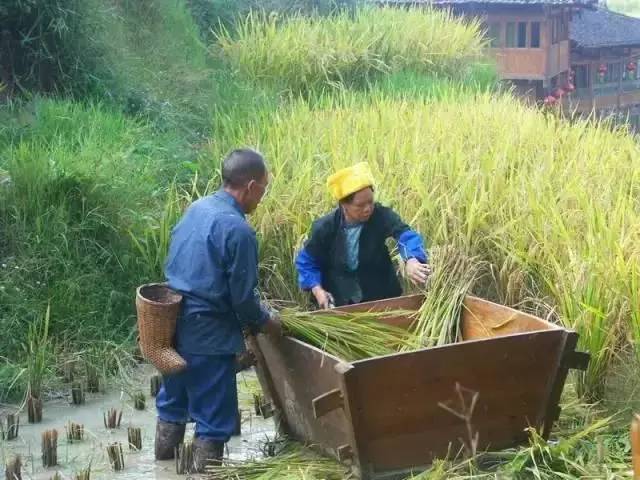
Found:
[251,295,589,479]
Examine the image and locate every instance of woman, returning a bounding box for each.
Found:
[295,162,430,308]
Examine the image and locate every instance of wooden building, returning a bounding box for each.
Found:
[377,0,597,102]
[566,7,640,130]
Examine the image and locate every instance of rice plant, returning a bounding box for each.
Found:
[129,182,184,280]
[204,90,640,402]
[25,305,52,423]
[218,7,486,94]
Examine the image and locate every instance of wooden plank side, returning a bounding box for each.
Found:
[332,294,424,330]
[347,330,566,474]
[541,330,576,439]
[335,294,424,314]
[338,363,367,479]
[247,334,285,425]
[462,296,559,341]
[255,335,352,456]
[365,419,531,470]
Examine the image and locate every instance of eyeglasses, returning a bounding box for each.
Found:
[253,179,270,198]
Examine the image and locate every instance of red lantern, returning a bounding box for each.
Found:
[598,64,607,79]
[628,61,637,72]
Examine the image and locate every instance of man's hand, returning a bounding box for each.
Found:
[235,350,256,372]
[406,258,431,286]
[311,285,333,309]
[262,312,282,338]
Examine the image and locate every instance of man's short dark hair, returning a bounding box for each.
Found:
[222,148,267,188]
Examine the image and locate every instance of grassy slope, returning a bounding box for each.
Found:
[0,0,248,399]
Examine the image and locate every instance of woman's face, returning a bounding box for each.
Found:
[342,187,374,223]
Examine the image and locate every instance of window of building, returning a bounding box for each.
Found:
[530,22,541,48]
[573,65,589,89]
[487,23,502,48]
[506,22,516,47]
[517,22,527,48]
[562,12,569,41]
[551,16,567,44]
[604,62,622,83]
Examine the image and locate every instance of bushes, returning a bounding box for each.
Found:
[0,0,102,93]
[0,98,186,387]
[218,7,486,94]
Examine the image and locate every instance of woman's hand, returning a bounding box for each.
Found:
[406,258,431,286]
[312,285,334,309]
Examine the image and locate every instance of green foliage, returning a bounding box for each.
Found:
[0,97,186,398]
[367,64,499,100]
[0,0,103,93]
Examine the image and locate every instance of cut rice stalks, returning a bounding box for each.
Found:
[281,309,411,361]
[205,444,351,479]
[278,248,483,360]
[401,247,483,351]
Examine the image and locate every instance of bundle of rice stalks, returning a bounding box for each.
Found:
[402,247,483,352]
[281,309,411,361]
[205,444,350,479]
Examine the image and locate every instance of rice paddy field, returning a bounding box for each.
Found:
[2,0,640,478]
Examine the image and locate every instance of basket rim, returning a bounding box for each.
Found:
[136,282,182,306]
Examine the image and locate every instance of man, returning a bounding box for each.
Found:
[155,148,281,472]
[295,162,430,308]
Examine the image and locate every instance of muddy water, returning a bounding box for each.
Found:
[0,366,276,479]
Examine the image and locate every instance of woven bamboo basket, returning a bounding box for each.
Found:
[136,283,187,374]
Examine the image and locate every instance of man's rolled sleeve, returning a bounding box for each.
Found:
[225,223,270,332]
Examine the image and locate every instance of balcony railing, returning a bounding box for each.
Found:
[622,79,640,93]
[570,79,640,99]
[593,83,620,96]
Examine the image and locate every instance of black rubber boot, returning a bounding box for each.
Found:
[154,419,186,460]
[192,437,224,473]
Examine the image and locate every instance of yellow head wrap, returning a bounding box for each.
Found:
[327,162,375,201]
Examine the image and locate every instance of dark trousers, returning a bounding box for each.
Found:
[155,352,237,442]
